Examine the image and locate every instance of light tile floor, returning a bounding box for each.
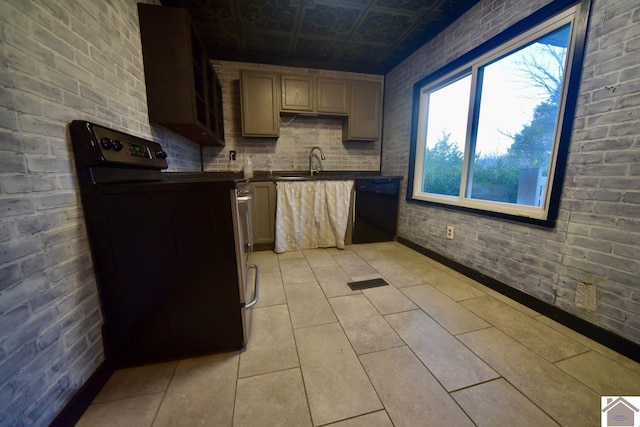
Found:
[76,242,640,427]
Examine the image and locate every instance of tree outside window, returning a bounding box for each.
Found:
[409,0,587,225]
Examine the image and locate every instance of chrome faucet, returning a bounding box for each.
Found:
[309,146,325,176]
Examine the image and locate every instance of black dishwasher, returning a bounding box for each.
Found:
[353,179,400,243]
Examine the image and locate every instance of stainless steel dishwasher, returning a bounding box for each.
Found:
[353,179,400,243]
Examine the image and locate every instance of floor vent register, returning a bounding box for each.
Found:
[347,278,390,291]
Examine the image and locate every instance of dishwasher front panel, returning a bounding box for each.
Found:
[353,179,400,244]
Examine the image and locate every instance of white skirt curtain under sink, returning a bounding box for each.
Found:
[275,180,354,253]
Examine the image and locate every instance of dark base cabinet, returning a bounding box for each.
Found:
[353,179,400,244]
[84,182,242,367]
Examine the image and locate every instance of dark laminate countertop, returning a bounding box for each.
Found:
[250,171,404,182]
[161,171,403,186]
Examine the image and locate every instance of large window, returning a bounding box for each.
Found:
[408,0,590,225]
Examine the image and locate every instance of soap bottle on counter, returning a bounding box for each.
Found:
[266,156,273,177]
[243,153,253,178]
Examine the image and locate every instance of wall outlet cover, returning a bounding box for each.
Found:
[575,281,597,312]
[446,225,454,239]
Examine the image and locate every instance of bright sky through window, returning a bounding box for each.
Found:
[409,2,586,224]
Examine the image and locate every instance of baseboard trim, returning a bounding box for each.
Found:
[49,357,115,427]
[397,236,640,363]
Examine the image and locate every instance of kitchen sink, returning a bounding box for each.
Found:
[273,175,311,180]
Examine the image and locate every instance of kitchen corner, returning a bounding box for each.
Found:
[162,163,404,256]
[4,0,640,426]
[200,61,384,175]
[172,169,403,253]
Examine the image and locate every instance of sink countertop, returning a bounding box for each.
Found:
[251,171,404,182]
[162,171,403,184]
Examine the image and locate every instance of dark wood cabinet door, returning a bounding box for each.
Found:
[240,71,280,137]
[138,4,225,146]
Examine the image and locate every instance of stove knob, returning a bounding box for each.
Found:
[112,140,123,151]
[155,150,168,160]
[100,137,113,150]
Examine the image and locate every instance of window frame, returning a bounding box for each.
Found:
[406,0,592,227]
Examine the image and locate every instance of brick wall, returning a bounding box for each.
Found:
[205,61,383,173]
[0,0,201,424]
[382,0,640,344]
[0,2,384,423]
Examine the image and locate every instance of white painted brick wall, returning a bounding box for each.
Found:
[0,6,383,424]
[383,0,640,343]
[206,61,383,173]
[0,0,201,424]
[3,0,636,423]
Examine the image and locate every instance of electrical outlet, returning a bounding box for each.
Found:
[446,225,454,240]
[575,282,597,312]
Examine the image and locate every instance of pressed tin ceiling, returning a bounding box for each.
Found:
[159,0,482,74]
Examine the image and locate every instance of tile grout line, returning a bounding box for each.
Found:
[230,348,242,426]
[307,247,393,425]
[363,243,485,425]
[77,244,640,426]
[332,244,480,425]
[278,252,315,426]
[149,360,180,426]
[375,243,571,425]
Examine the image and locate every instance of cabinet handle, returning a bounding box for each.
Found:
[245,264,260,308]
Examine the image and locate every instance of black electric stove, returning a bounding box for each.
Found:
[70,121,256,367]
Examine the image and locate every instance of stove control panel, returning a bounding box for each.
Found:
[100,138,154,159]
[79,122,169,170]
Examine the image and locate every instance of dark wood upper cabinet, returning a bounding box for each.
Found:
[138,4,224,146]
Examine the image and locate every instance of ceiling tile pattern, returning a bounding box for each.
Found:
[300,5,359,37]
[160,0,481,74]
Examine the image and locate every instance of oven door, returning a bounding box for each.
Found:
[232,182,259,344]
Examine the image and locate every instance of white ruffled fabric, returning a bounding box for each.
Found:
[274,180,354,253]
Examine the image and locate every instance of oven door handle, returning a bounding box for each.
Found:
[245,264,259,309]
